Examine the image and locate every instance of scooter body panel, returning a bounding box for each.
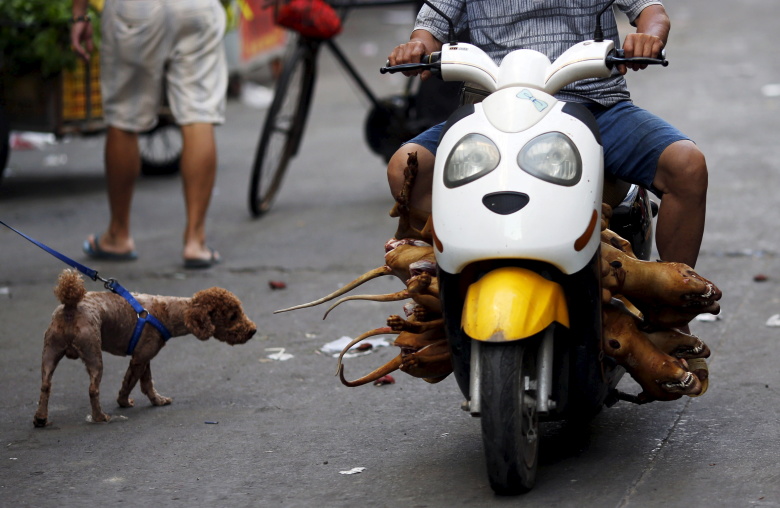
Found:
[432,95,604,276]
[441,254,617,420]
[482,88,557,133]
[462,266,569,342]
[439,40,615,95]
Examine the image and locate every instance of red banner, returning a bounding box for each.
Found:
[239,0,288,64]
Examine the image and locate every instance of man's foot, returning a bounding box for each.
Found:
[83,234,137,261]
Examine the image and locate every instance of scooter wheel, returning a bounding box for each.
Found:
[479,340,540,495]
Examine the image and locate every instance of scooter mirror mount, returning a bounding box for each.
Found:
[420,0,457,45]
[594,0,618,42]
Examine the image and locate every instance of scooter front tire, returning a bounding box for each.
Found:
[479,339,540,495]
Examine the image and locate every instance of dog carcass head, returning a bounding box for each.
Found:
[603,306,701,402]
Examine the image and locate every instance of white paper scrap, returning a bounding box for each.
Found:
[266,348,294,361]
[694,313,722,322]
[320,335,390,357]
[86,414,127,423]
[339,467,366,475]
[761,83,780,97]
[43,154,68,167]
[766,314,780,327]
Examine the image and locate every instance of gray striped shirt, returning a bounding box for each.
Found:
[415,0,662,106]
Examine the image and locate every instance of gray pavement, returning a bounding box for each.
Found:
[1,1,780,506]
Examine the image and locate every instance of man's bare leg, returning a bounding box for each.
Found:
[85,126,139,255]
[180,122,219,263]
[652,140,708,268]
[387,143,436,231]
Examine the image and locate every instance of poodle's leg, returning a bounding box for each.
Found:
[34,347,66,427]
[117,359,147,408]
[140,364,172,406]
[82,351,110,423]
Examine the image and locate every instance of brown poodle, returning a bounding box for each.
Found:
[34,269,257,427]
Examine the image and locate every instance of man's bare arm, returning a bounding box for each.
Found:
[70,0,94,61]
[620,4,670,73]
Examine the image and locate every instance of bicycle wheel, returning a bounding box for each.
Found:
[249,40,318,217]
[0,106,9,184]
[140,117,181,177]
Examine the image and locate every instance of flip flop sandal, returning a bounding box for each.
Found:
[83,235,138,261]
[183,248,220,269]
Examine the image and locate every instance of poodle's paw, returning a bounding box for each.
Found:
[151,395,172,406]
[90,412,111,423]
[33,416,48,428]
[117,396,134,408]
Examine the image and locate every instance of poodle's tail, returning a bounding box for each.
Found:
[54,269,87,308]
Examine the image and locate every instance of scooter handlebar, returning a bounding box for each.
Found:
[380,52,442,75]
[606,48,669,67]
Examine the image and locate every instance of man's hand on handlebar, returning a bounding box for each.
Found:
[619,33,665,74]
[388,30,443,80]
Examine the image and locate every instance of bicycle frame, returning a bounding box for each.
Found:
[249,0,424,217]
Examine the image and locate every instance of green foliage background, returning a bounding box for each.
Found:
[0,0,100,77]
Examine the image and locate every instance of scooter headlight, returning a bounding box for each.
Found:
[517,132,582,186]
[444,133,500,188]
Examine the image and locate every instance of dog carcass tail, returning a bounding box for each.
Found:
[335,326,398,376]
[338,354,402,388]
[54,269,87,308]
[273,266,392,314]
[322,290,411,320]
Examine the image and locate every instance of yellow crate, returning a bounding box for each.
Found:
[2,55,104,136]
[61,56,102,122]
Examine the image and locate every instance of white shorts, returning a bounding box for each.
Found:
[100,0,228,131]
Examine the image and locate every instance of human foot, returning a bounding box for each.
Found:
[83,234,137,261]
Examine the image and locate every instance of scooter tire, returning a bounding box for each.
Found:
[479,340,540,495]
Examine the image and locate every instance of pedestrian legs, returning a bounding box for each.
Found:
[180,122,218,263]
[85,126,140,256]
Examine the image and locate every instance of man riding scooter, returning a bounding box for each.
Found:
[386,0,708,276]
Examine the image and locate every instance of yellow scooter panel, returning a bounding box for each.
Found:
[462,267,570,342]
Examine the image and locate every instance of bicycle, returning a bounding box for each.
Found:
[248,0,451,217]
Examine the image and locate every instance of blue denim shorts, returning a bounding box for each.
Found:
[403,100,690,196]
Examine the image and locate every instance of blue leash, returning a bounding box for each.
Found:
[0,220,171,355]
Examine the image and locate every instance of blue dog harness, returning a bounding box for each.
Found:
[0,220,171,355]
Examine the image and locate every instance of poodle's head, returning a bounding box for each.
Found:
[184,288,256,345]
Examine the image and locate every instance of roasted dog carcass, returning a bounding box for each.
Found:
[277,153,721,404]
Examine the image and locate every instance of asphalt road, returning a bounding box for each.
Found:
[1,1,780,506]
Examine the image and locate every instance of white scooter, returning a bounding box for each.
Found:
[382,0,667,495]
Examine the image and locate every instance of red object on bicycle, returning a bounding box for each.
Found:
[276,0,342,39]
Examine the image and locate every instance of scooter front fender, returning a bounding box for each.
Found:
[463,267,570,342]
